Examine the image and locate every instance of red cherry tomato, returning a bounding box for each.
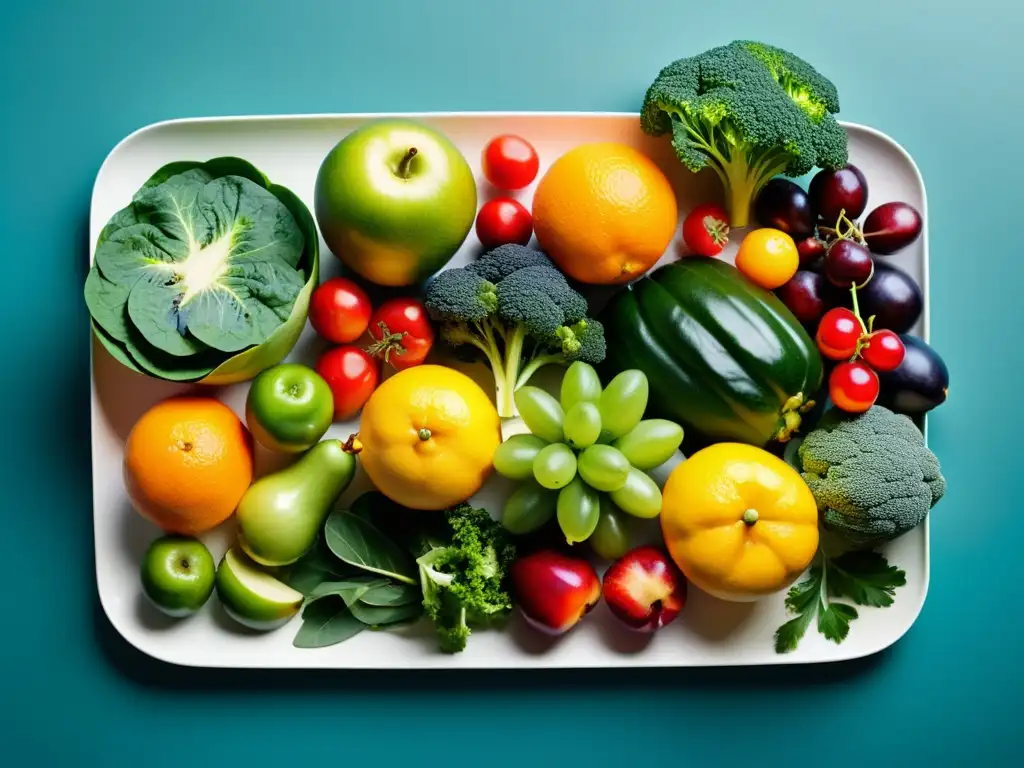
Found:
[860,330,906,372]
[482,135,540,190]
[315,346,380,421]
[308,278,372,344]
[682,203,730,257]
[816,307,864,361]
[366,298,435,371]
[829,361,880,413]
[475,197,533,248]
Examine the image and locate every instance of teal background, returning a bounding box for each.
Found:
[1,0,1018,763]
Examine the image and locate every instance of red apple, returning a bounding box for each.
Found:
[602,546,687,632]
[511,550,601,635]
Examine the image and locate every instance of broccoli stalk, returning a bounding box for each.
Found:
[424,245,606,419]
[414,503,516,653]
[642,40,849,228]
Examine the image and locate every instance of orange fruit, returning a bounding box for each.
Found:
[735,228,799,289]
[531,142,678,285]
[123,396,254,535]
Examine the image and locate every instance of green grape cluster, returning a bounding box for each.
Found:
[493,362,684,559]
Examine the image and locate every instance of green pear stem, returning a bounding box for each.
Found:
[397,147,418,178]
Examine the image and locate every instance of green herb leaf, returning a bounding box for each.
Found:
[828,550,907,607]
[361,582,422,607]
[349,600,424,628]
[324,509,417,585]
[818,602,858,644]
[773,549,906,654]
[292,596,365,649]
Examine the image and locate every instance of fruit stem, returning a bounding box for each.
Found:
[742,509,759,525]
[397,147,418,179]
[365,321,407,364]
[832,209,865,244]
[418,428,431,441]
[343,434,363,454]
[849,285,869,335]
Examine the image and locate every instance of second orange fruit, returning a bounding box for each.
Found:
[123,396,254,536]
[532,142,678,285]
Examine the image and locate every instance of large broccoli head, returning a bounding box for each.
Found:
[797,405,946,549]
[641,40,848,227]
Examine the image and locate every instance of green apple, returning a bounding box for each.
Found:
[140,535,215,618]
[314,118,477,287]
[245,363,334,453]
[215,547,304,630]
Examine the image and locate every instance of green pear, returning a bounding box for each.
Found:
[236,438,358,567]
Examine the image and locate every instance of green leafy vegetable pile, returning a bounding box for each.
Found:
[641,40,848,227]
[283,491,515,653]
[84,157,319,385]
[423,244,606,419]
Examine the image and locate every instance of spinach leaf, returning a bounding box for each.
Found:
[360,582,422,607]
[292,596,365,649]
[84,268,130,343]
[349,600,424,628]
[324,510,417,585]
[93,173,306,357]
[281,538,359,595]
[309,578,389,604]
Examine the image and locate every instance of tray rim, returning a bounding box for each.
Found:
[89,111,932,669]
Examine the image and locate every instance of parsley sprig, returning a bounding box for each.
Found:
[774,550,907,654]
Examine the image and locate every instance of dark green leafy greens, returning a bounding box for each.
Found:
[84,157,318,384]
[289,492,513,653]
[774,550,907,653]
[323,509,418,585]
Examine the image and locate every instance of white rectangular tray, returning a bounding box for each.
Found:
[90,112,930,669]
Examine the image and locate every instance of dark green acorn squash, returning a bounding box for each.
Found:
[598,257,824,447]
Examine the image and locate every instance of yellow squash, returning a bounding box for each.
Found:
[357,365,501,511]
[660,443,819,602]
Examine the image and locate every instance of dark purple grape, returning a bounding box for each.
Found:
[809,164,869,223]
[863,202,923,255]
[754,179,814,237]
[775,270,832,327]
[796,236,826,267]
[824,240,874,288]
[856,260,923,334]
[876,334,948,414]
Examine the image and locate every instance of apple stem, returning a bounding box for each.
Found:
[398,147,418,178]
[742,509,759,525]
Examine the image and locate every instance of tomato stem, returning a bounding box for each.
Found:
[365,321,408,364]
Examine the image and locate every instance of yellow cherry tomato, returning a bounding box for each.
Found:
[735,228,799,289]
[660,443,819,602]
[357,365,501,511]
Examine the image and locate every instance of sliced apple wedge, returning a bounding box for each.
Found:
[215,547,304,631]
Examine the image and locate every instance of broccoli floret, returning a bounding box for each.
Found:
[464,243,554,282]
[796,405,946,549]
[641,40,848,227]
[424,244,605,418]
[415,503,516,653]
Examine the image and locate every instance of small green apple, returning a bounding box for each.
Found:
[314,118,477,287]
[245,363,334,453]
[140,535,216,618]
[215,547,304,631]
